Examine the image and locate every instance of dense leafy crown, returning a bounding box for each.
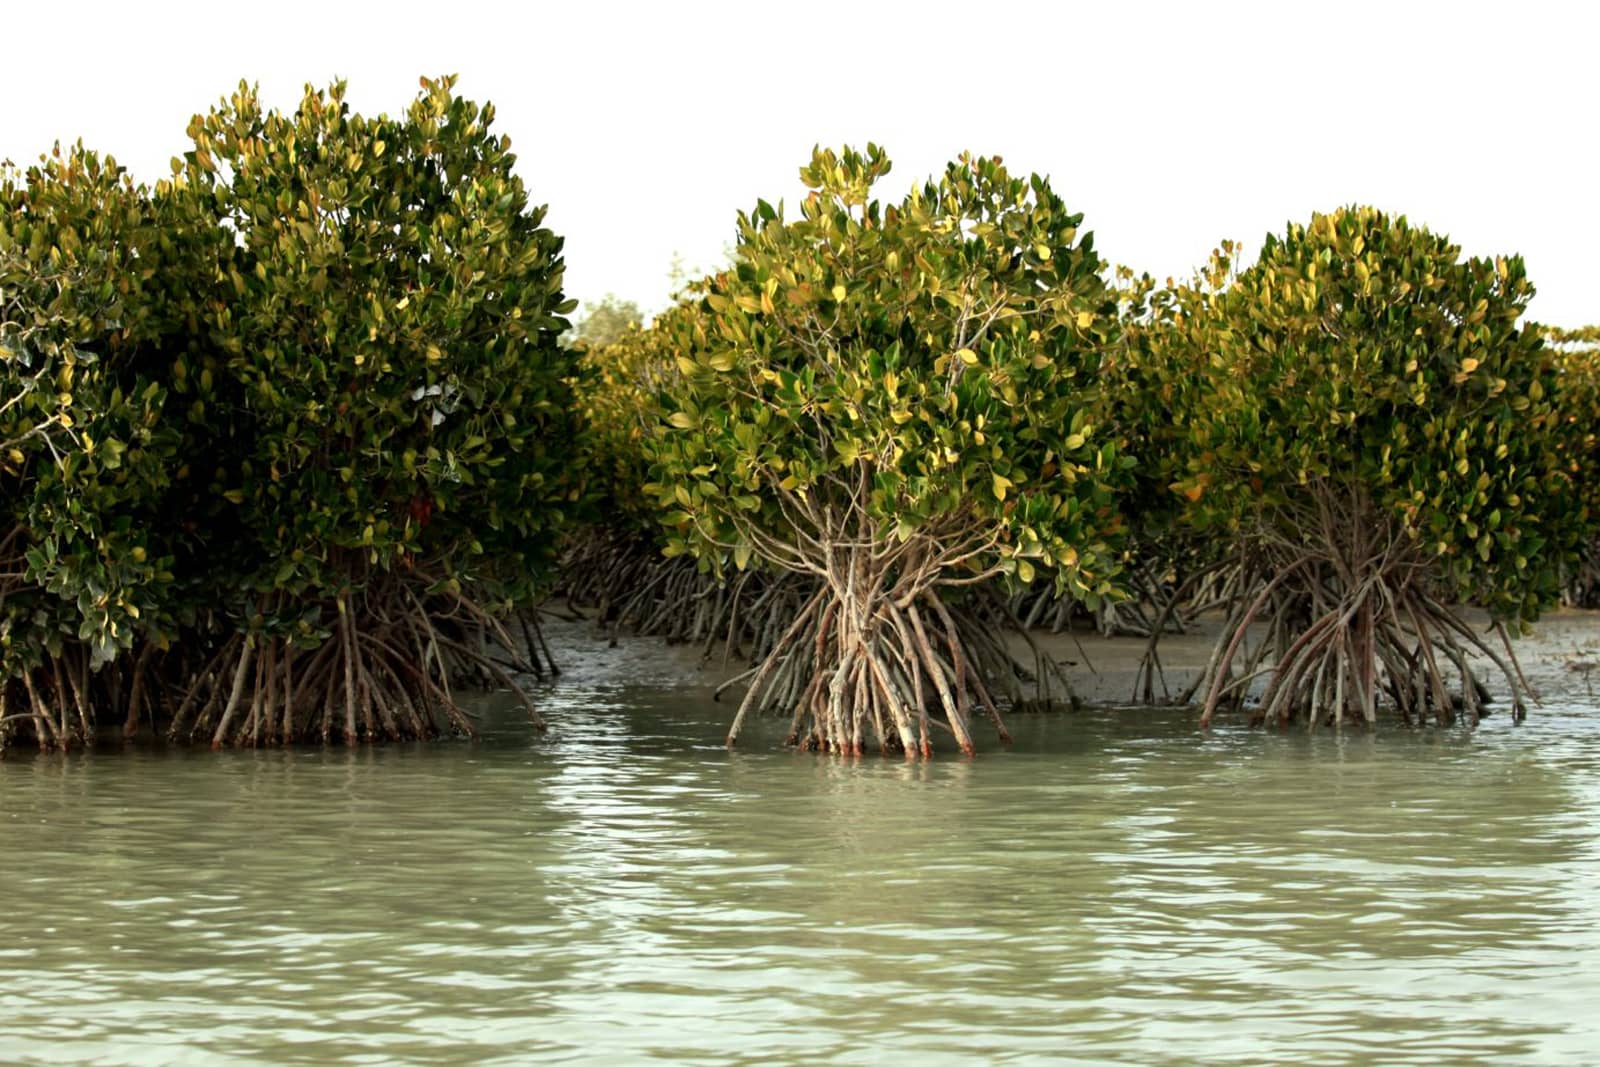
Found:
[0,147,185,669]
[177,76,582,615]
[1170,207,1584,619]
[578,303,693,527]
[644,146,1133,599]
[1094,249,1239,538]
[1546,324,1600,520]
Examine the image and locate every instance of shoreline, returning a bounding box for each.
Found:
[552,606,1600,715]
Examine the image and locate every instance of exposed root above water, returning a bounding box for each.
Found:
[1005,552,1193,639]
[1150,484,1532,729]
[557,526,813,665]
[0,644,107,752]
[1562,541,1600,609]
[720,571,1074,758]
[167,573,548,747]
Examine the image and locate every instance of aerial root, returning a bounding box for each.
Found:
[556,527,811,663]
[1173,484,1533,729]
[166,579,545,747]
[722,582,1068,758]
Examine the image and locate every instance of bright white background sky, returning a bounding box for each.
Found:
[3,1,1593,326]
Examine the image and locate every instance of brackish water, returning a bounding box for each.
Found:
[2,624,1599,1064]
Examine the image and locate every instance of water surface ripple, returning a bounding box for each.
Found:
[2,625,1598,1063]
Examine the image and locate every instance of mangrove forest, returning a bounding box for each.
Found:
[4,77,1599,756]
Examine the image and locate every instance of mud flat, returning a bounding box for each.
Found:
[1026,607,1600,714]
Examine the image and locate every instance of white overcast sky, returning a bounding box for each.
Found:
[3,1,1594,326]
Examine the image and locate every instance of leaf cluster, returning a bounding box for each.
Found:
[0,146,197,670]
[173,76,583,620]
[1,76,584,691]
[643,146,1134,599]
[1161,207,1585,619]
[1545,323,1600,519]
[577,302,695,527]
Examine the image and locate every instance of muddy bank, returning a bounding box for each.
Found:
[556,606,1600,717]
[1025,607,1600,713]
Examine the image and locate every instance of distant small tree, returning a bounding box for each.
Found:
[1546,324,1600,604]
[645,146,1133,755]
[571,294,643,350]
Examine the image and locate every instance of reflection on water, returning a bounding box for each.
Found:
[1,621,1598,1064]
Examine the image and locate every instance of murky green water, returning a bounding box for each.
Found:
[2,624,1598,1064]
